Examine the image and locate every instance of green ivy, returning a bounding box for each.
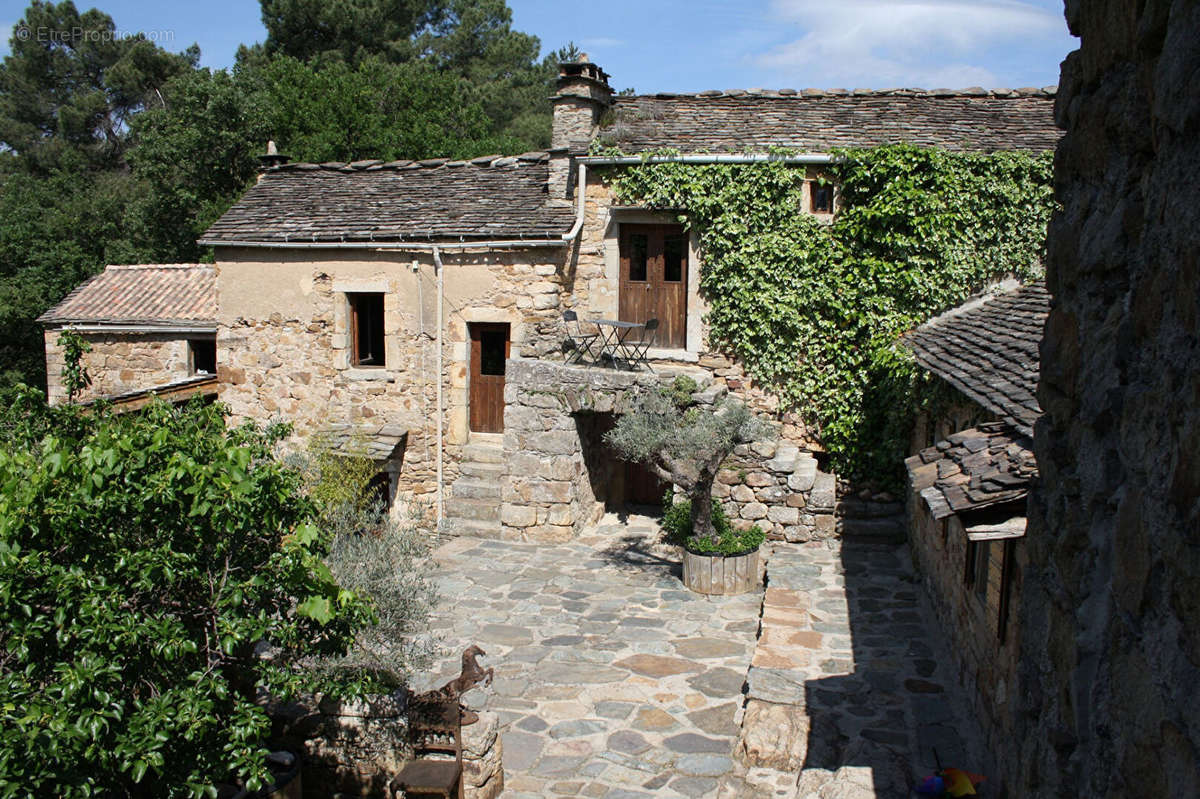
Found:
[607,144,1053,484]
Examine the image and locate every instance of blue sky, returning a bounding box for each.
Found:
[1,0,1076,91]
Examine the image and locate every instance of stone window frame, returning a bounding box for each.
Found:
[603,209,706,362]
[332,279,393,379]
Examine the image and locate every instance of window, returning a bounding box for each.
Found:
[628,233,648,281]
[189,338,216,375]
[348,293,385,367]
[663,234,686,282]
[810,181,833,213]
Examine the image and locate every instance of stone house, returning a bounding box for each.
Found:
[43,59,1059,541]
[39,263,219,406]
[902,280,1048,765]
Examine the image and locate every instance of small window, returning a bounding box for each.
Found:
[348,293,386,367]
[810,181,833,214]
[664,234,686,283]
[628,233,648,281]
[189,339,216,375]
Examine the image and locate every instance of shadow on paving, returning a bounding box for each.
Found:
[591,532,683,582]
[781,538,986,796]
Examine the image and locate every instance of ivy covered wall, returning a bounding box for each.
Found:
[607,144,1054,484]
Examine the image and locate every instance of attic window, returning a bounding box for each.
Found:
[810,181,833,214]
[348,293,386,367]
[189,339,216,375]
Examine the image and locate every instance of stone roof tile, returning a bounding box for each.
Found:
[200,156,573,244]
[905,281,1049,436]
[905,422,1037,519]
[604,90,1059,154]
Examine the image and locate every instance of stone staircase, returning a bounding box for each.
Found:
[444,434,504,538]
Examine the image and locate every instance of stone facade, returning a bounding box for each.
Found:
[214,247,568,513]
[42,328,205,405]
[1013,1,1200,795]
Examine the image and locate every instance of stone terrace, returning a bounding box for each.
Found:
[418,515,987,798]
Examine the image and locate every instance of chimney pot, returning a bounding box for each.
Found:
[258,140,291,170]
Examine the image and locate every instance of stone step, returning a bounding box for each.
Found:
[452,479,502,501]
[462,442,504,464]
[450,518,503,539]
[444,498,500,522]
[840,516,906,543]
[460,461,506,480]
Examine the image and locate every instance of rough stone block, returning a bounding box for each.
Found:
[788,458,818,492]
[745,472,774,487]
[808,471,836,511]
[740,502,768,520]
[731,485,756,503]
[737,700,808,771]
[766,506,800,525]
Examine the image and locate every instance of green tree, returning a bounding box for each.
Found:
[0,1,197,172]
[0,391,375,797]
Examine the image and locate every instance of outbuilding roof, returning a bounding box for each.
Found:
[904,281,1049,437]
[199,153,575,245]
[604,88,1060,154]
[38,264,216,327]
[906,421,1036,521]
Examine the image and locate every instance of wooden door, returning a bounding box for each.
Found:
[619,224,687,348]
[469,323,510,433]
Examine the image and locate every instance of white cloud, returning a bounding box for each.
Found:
[757,0,1064,87]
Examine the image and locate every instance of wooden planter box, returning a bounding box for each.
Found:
[682,547,760,595]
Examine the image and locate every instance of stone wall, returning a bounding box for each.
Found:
[43,328,198,405]
[1015,1,1200,795]
[908,500,1024,778]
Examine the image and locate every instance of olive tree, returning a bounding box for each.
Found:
[605,377,769,550]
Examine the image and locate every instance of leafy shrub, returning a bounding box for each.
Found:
[288,438,438,687]
[661,490,765,555]
[0,388,374,798]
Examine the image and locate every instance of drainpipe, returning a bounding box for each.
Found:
[433,245,445,530]
[562,162,587,242]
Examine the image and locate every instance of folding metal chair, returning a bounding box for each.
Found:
[562,309,600,365]
[622,318,658,372]
[394,697,464,799]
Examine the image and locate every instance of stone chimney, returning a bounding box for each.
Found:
[549,55,612,199]
[257,140,291,171]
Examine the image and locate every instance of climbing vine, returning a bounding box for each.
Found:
[606,144,1054,484]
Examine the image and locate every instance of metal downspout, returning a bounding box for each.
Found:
[433,245,444,530]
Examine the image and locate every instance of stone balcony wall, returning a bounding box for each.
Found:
[498,358,901,544]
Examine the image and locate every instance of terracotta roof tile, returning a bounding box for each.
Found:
[905,281,1049,436]
[38,264,215,327]
[199,155,574,244]
[604,90,1060,154]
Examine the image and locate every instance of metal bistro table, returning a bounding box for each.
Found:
[587,319,645,370]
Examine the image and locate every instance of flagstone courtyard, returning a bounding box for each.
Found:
[417,514,988,798]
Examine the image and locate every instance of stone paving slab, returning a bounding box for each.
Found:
[739,540,989,798]
[417,514,779,798]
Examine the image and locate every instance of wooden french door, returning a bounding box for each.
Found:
[619,224,688,349]
[468,323,510,433]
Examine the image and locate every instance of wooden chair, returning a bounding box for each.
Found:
[394,697,464,799]
[562,310,599,365]
[623,317,658,372]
